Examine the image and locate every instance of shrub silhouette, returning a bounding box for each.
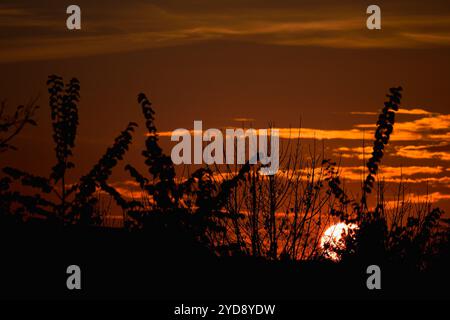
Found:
[0,78,447,272]
[123,93,252,250]
[0,99,38,153]
[120,87,448,264]
[324,87,448,268]
[1,75,139,225]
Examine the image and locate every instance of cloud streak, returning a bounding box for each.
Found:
[394,142,450,161]
[158,109,449,143]
[350,108,435,116]
[3,1,450,62]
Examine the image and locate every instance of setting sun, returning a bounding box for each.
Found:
[320,223,358,261]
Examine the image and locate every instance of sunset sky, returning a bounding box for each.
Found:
[1,0,449,213]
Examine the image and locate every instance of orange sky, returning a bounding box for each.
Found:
[1,0,449,213]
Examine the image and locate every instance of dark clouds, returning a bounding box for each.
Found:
[2,0,450,62]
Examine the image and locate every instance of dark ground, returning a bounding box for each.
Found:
[1,219,448,302]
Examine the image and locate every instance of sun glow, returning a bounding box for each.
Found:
[320,223,358,261]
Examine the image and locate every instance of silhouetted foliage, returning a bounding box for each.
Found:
[124,93,252,251]
[0,78,447,276]
[1,75,137,225]
[47,75,79,183]
[325,87,403,222]
[321,87,448,270]
[70,121,141,224]
[0,99,38,153]
[361,86,402,205]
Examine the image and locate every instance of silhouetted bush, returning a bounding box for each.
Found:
[0,78,447,273]
[0,99,38,153]
[1,75,139,225]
